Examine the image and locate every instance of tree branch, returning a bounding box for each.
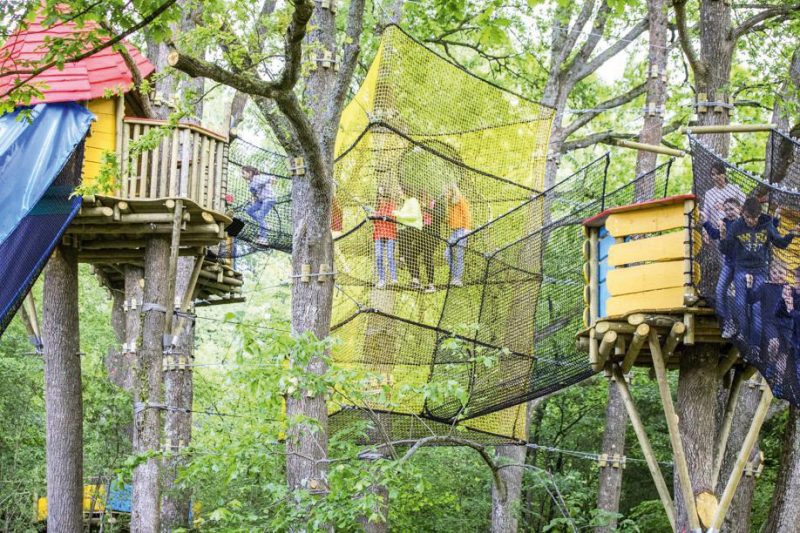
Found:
[564,0,611,77]
[733,3,800,40]
[673,0,706,82]
[554,0,597,70]
[325,0,367,144]
[0,0,178,100]
[570,16,648,84]
[561,82,647,138]
[562,115,685,153]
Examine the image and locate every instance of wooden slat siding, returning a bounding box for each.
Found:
[169,128,180,196]
[158,132,170,197]
[608,231,685,267]
[214,140,225,211]
[207,140,217,208]
[120,121,130,197]
[220,143,229,208]
[606,260,684,296]
[149,125,160,198]
[131,124,143,197]
[139,124,149,199]
[179,128,191,197]
[190,132,201,204]
[199,136,210,207]
[606,287,686,317]
[604,203,686,238]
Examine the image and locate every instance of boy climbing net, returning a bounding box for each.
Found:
[242,165,277,244]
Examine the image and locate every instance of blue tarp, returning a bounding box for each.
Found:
[0,103,93,243]
[0,103,92,338]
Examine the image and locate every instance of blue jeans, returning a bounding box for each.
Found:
[247,199,276,238]
[733,269,766,346]
[445,228,467,281]
[715,261,734,320]
[375,238,397,283]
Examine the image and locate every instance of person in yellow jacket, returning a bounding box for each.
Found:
[444,184,471,286]
[394,185,428,290]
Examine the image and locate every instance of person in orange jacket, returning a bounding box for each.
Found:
[370,185,398,288]
[444,184,471,286]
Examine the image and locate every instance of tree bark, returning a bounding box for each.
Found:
[43,245,82,533]
[132,237,170,533]
[595,379,628,532]
[763,405,800,532]
[492,445,527,532]
[161,257,196,531]
[674,345,718,531]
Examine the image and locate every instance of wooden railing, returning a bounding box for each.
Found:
[119,117,229,213]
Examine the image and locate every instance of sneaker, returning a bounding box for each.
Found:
[376,281,385,289]
[425,284,435,293]
[721,319,736,339]
[451,279,463,287]
[411,278,420,289]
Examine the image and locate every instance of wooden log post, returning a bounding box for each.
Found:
[712,368,744,488]
[621,324,649,373]
[42,246,83,533]
[649,329,701,532]
[707,384,773,532]
[611,366,676,531]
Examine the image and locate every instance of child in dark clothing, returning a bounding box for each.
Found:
[722,197,799,345]
[703,197,741,337]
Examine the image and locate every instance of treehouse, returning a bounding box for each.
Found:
[578,194,739,373]
[0,14,242,306]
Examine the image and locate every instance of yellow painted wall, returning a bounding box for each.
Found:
[82,98,118,186]
[36,484,107,521]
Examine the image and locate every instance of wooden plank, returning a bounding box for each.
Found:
[605,203,686,238]
[608,232,685,266]
[179,128,191,197]
[712,369,743,489]
[708,383,773,532]
[139,125,149,198]
[606,286,685,317]
[207,139,217,208]
[606,260,684,296]
[214,140,225,211]
[85,131,116,151]
[88,98,116,114]
[120,122,130,197]
[190,132,201,204]
[612,366,677,531]
[131,124,143,197]
[169,128,180,196]
[649,330,701,532]
[199,136,210,206]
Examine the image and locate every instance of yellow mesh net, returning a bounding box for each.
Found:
[329,27,554,443]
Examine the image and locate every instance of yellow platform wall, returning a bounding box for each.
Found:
[82,98,118,186]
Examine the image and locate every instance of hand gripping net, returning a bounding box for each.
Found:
[691,132,800,403]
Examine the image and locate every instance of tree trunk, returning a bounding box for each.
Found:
[43,245,82,533]
[161,257,196,531]
[763,405,800,532]
[595,379,628,532]
[675,346,719,531]
[132,237,170,533]
[492,445,527,532]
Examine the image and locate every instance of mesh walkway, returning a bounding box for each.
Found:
[691,133,800,403]
[223,138,292,256]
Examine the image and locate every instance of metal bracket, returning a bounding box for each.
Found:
[289,157,306,177]
[141,302,167,314]
[317,0,337,12]
[123,298,140,312]
[598,453,626,469]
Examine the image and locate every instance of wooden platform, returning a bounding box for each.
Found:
[64,194,243,305]
[577,307,744,373]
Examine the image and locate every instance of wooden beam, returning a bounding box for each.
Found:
[707,383,773,533]
[621,324,649,372]
[649,329,701,532]
[662,322,686,358]
[612,365,677,532]
[162,200,184,336]
[717,347,740,377]
[614,138,686,157]
[594,331,617,371]
[711,369,744,489]
[595,321,636,335]
[168,252,205,344]
[628,313,679,328]
[682,123,775,134]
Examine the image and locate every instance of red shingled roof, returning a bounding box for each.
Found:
[0,14,154,104]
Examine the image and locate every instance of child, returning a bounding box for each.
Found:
[420,190,444,293]
[444,184,471,287]
[371,185,397,288]
[703,197,741,337]
[722,197,799,346]
[393,186,424,289]
[702,162,745,231]
[243,165,277,243]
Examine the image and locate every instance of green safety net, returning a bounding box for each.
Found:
[328,26,558,443]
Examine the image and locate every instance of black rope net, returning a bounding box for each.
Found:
[691,132,800,403]
[221,138,292,256]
